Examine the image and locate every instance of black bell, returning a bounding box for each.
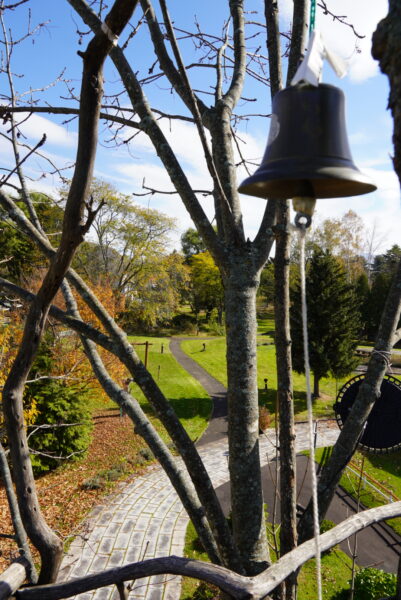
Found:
[238,83,376,200]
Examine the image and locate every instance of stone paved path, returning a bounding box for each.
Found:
[60,419,339,599]
[58,337,401,599]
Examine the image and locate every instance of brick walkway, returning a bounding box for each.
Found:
[60,422,339,600]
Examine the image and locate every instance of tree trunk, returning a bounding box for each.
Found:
[0,443,37,583]
[1,1,138,582]
[299,255,401,544]
[224,263,270,575]
[313,375,319,399]
[274,200,297,600]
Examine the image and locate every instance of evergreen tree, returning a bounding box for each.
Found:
[291,248,360,398]
[354,272,370,339]
[365,272,392,341]
[24,334,93,474]
[362,245,401,341]
[372,244,401,278]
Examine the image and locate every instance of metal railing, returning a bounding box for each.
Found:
[344,462,400,504]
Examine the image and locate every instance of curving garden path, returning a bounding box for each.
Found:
[59,338,400,600]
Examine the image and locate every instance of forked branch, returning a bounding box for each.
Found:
[14,502,401,600]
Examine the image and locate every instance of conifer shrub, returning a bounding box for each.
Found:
[24,338,93,474]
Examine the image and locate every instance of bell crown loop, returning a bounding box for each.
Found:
[238,83,377,200]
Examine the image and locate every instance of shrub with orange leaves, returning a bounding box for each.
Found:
[1,278,129,416]
[69,279,128,400]
[29,276,128,403]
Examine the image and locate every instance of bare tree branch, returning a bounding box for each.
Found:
[1,0,139,583]
[13,502,401,600]
[0,184,244,572]
[158,0,240,244]
[264,0,283,98]
[286,0,309,85]
[57,278,222,565]
[67,0,225,267]
[139,0,209,116]
[318,1,365,39]
[0,130,46,186]
[221,0,246,110]
[0,442,37,583]
[0,103,195,124]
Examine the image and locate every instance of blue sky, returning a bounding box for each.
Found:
[0,1,398,252]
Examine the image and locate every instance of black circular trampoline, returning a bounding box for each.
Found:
[333,374,401,453]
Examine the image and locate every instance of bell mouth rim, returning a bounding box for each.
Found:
[276,82,344,95]
[238,166,377,200]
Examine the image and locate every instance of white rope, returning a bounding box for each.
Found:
[299,227,323,600]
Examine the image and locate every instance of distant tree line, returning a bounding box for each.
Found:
[257,211,401,397]
[2,190,398,466]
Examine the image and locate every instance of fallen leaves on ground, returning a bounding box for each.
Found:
[0,407,151,571]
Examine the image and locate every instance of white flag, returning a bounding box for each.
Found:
[291,30,347,87]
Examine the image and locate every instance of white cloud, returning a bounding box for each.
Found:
[14,113,77,148]
[102,121,270,245]
[118,119,210,176]
[279,0,388,83]
[308,166,401,252]
[349,131,370,145]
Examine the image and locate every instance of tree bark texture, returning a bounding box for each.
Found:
[286,0,310,85]
[0,443,37,583]
[274,201,297,600]
[1,0,138,583]
[224,257,270,575]
[372,0,401,189]
[265,0,283,97]
[0,558,30,600]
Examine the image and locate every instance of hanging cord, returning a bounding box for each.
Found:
[309,0,317,35]
[298,225,323,600]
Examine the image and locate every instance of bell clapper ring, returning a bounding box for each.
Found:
[295,211,312,229]
[292,195,315,229]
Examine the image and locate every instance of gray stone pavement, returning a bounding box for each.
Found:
[59,421,339,600]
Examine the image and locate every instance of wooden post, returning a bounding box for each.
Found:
[144,341,149,369]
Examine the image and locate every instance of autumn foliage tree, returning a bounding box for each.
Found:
[188,251,224,324]
[0,283,127,475]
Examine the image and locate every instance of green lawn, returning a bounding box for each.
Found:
[181,337,344,422]
[127,336,212,442]
[180,520,353,600]
[314,446,401,537]
[257,313,276,336]
[297,550,354,600]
